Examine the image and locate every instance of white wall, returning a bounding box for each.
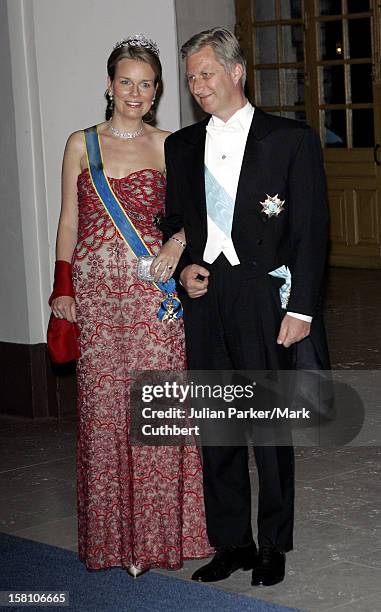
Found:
[4,0,180,344]
[0,0,29,342]
[175,0,236,126]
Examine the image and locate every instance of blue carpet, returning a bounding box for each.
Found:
[0,533,300,612]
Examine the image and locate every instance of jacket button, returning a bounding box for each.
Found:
[257,239,263,245]
[252,261,257,266]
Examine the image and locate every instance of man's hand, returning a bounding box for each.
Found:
[277,314,310,348]
[180,264,210,298]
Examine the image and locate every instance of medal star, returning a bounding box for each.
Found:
[260,194,285,217]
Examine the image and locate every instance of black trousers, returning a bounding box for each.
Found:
[181,255,295,552]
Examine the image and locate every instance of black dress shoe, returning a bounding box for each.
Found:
[192,543,257,582]
[251,545,286,586]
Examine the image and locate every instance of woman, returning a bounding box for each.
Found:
[50,34,212,575]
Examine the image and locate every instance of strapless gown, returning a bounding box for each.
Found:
[72,167,212,570]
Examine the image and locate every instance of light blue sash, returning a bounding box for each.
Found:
[83,126,182,322]
[204,165,234,236]
[269,265,291,309]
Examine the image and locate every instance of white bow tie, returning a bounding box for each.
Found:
[206,120,242,137]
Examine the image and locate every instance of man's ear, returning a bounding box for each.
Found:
[232,63,244,85]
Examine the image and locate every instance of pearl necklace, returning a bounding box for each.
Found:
[108,121,144,140]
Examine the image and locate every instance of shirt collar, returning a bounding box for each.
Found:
[209,101,254,132]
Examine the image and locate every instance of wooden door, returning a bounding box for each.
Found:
[236,0,381,267]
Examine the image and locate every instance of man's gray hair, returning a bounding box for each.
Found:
[181,27,246,88]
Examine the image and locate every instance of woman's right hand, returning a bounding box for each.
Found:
[151,230,186,282]
[51,296,77,323]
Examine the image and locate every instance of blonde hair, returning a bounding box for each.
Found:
[181,27,246,88]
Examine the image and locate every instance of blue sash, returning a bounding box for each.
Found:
[83,125,182,322]
[269,265,291,309]
[204,165,234,237]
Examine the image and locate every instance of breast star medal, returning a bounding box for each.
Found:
[260,194,285,217]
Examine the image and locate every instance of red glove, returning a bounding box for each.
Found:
[47,261,80,363]
[48,260,75,304]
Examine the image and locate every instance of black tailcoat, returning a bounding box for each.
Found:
[163,108,330,549]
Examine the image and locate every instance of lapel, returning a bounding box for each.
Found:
[233,107,277,226]
[182,118,209,228]
[181,109,276,232]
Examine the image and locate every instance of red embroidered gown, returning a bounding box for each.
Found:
[72,167,212,570]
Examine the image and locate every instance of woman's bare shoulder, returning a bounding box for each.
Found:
[65,130,85,156]
[66,122,108,150]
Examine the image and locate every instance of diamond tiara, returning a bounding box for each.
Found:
[113,34,160,57]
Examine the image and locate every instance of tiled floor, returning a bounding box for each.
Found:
[1,268,381,611]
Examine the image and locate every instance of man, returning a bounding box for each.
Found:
[163,27,329,586]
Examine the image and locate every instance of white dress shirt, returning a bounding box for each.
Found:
[204,102,253,265]
[203,101,312,323]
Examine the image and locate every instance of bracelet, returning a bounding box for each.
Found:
[170,236,186,249]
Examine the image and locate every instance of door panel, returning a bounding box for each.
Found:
[236,0,381,267]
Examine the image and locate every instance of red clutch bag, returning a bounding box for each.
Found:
[47,260,81,363]
[47,315,80,363]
